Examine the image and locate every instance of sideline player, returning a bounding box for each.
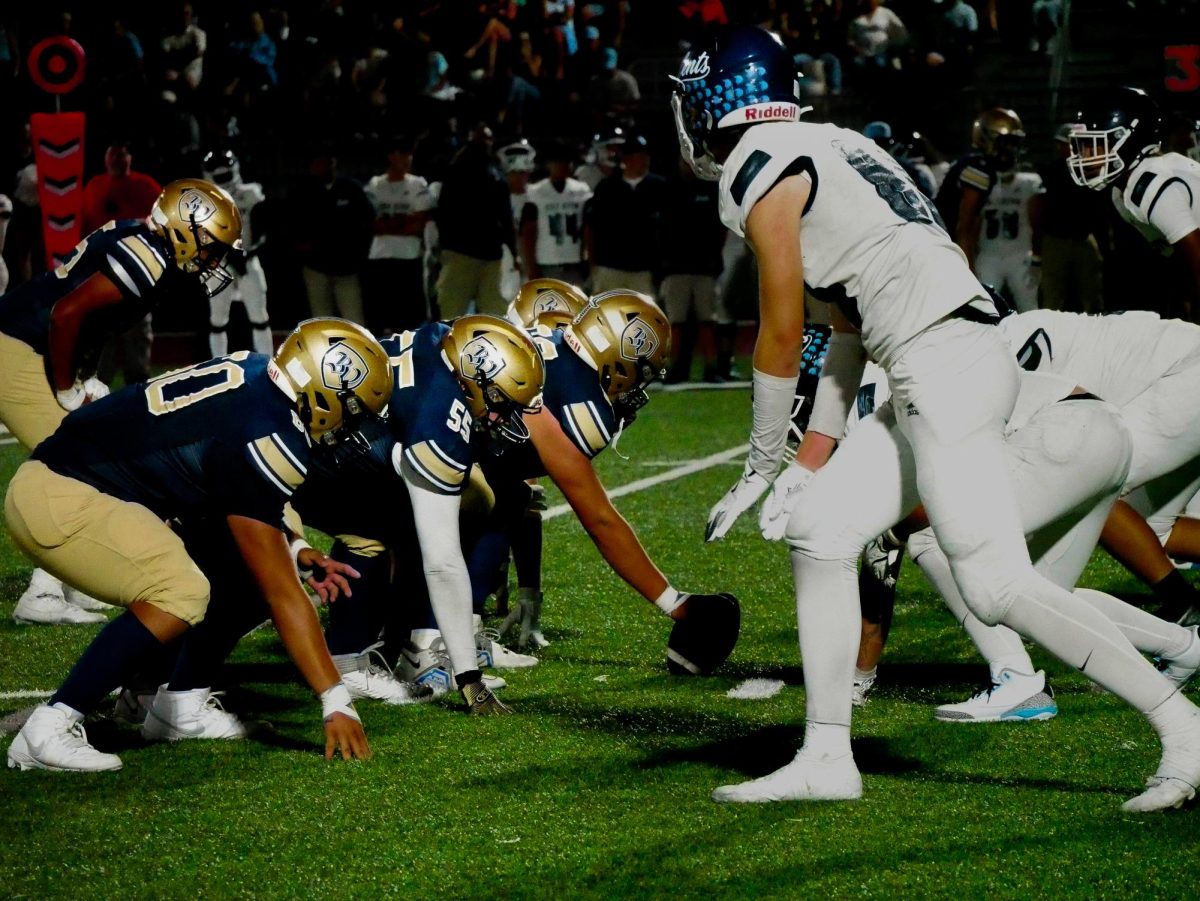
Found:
[203,151,273,356]
[0,178,242,625]
[679,26,1200,811]
[6,319,393,771]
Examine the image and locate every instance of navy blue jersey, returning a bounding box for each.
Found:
[384,323,477,496]
[484,327,616,482]
[0,220,187,356]
[34,352,310,527]
[934,153,998,237]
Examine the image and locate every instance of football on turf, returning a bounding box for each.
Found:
[666,593,740,675]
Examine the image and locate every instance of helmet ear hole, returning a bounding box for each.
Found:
[314,393,333,413]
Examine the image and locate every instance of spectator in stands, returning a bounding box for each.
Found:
[849,0,907,69]
[661,161,724,383]
[545,0,579,80]
[364,136,435,334]
[588,47,640,128]
[1038,124,1106,313]
[82,141,162,386]
[296,144,374,325]
[520,141,592,285]
[160,3,206,100]
[230,11,279,90]
[585,134,666,297]
[464,2,515,78]
[434,125,514,317]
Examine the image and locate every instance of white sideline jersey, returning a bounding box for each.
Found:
[523,177,592,266]
[718,121,988,368]
[998,309,1200,407]
[978,171,1042,257]
[365,173,435,260]
[228,181,265,247]
[1113,152,1200,252]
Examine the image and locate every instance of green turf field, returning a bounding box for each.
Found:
[0,386,1195,899]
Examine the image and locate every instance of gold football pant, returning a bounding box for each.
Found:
[0,331,67,450]
[5,461,211,624]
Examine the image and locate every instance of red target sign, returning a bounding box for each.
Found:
[28,36,87,95]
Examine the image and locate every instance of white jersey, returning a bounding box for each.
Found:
[228,181,265,247]
[998,309,1200,407]
[365,172,435,260]
[574,163,607,191]
[1113,152,1200,252]
[509,189,527,230]
[978,170,1042,258]
[523,177,591,266]
[719,121,988,368]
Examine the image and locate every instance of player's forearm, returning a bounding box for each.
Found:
[579,505,668,602]
[268,587,342,694]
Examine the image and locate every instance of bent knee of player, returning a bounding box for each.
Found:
[784,502,873,560]
[951,561,1034,626]
[142,564,211,626]
[905,526,938,562]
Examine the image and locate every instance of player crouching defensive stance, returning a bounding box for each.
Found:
[6,319,392,771]
[683,26,1200,811]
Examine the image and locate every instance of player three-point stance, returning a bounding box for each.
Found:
[203,151,273,357]
[0,179,242,625]
[6,320,392,771]
[681,26,1200,811]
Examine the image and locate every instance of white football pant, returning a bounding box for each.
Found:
[209,256,272,358]
[976,251,1040,313]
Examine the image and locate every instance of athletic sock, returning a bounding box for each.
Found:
[1152,570,1200,622]
[52,612,167,715]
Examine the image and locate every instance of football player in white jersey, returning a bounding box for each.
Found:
[1067,86,1200,315]
[976,166,1044,312]
[520,142,592,286]
[677,26,1200,811]
[202,151,272,356]
[499,139,537,301]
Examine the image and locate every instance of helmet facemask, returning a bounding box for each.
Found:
[187,226,239,297]
[670,90,723,182]
[1067,125,1133,190]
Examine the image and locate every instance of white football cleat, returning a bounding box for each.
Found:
[13,583,105,625]
[112,687,157,725]
[339,643,435,706]
[712,748,862,803]
[476,628,539,669]
[1159,626,1200,690]
[934,669,1057,723]
[399,636,506,697]
[7,705,122,772]
[63,585,113,613]
[1123,716,1200,813]
[851,672,877,708]
[141,687,247,741]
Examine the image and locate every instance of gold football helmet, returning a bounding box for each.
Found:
[441,315,545,449]
[149,178,243,296]
[563,290,670,420]
[971,108,1026,171]
[506,278,589,331]
[271,318,393,446]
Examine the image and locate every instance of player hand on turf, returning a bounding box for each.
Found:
[759,460,814,541]
[462,680,513,716]
[297,548,360,604]
[323,712,372,761]
[706,464,772,542]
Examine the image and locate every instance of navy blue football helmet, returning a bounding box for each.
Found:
[1067,86,1161,190]
[670,26,805,181]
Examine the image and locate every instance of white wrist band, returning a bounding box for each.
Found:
[654,586,685,615]
[320,682,360,723]
[291,538,313,579]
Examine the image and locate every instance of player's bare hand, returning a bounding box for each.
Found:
[323,712,372,761]
[299,548,360,604]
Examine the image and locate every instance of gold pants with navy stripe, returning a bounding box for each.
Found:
[0,331,67,450]
[5,461,211,624]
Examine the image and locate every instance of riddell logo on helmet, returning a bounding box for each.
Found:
[743,105,799,121]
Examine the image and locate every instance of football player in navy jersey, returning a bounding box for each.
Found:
[0,178,242,625]
[673,25,1200,811]
[6,319,392,772]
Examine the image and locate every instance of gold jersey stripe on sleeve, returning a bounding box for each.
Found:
[334,534,388,558]
[119,235,165,281]
[563,402,610,456]
[251,433,307,492]
[960,166,992,192]
[406,441,467,491]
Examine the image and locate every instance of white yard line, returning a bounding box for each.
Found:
[544,443,749,520]
[0,689,53,701]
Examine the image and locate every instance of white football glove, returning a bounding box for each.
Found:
[55,382,86,412]
[864,529,905,589]
[759,460,814,541]
[705,464,772,543]
[82,376,110,403]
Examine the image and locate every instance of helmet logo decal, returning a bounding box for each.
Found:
[679,51,710,80]
[461,336,507,381]
[535,292,570,313]
[620,318,659,361]
[321,342,369,390]
[177,189,218,224]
